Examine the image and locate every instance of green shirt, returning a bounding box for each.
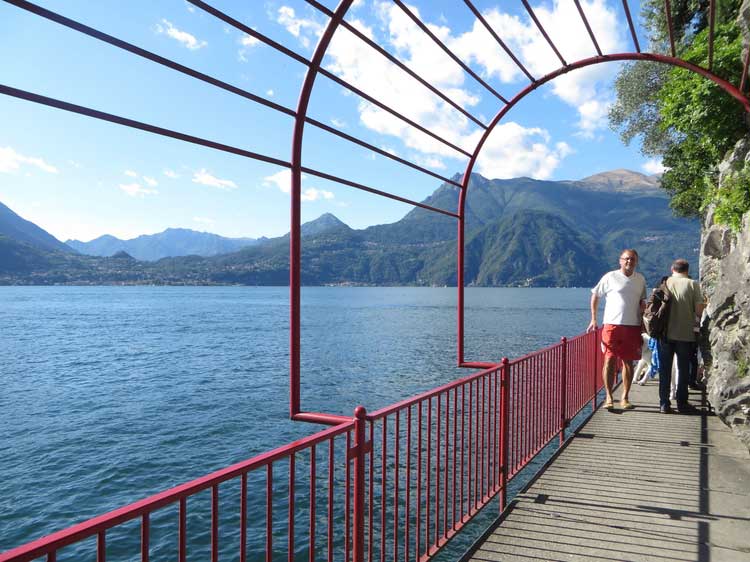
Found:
[666,273,702,341]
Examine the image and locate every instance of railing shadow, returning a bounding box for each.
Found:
[457,395,749,562]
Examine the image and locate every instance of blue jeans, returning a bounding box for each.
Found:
[657,339,693,407]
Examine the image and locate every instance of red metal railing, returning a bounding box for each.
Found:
[0,330,606,562]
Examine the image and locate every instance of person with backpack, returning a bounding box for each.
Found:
[587,249,647,410]
[656,259,705,414]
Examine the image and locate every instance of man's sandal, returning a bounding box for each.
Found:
[620,399,635,410]
[604,399,614,410]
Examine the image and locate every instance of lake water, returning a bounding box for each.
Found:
[1,286,592,556]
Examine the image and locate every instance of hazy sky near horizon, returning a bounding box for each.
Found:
[0,0,662,242]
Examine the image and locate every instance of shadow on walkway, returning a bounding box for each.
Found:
[462,382,750,562]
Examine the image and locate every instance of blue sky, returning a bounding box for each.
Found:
[0,0,661,242]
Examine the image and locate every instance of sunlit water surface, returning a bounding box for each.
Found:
[1,286,592,558]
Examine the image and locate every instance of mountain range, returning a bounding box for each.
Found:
[67,228,264,261]
[0,170,700,287]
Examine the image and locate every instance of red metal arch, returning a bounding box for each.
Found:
[1,2,747,415]
[289,3,750,419]
[456,52,750,367]
[290,0,357,424]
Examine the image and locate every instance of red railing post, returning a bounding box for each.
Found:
[351,406,368,562]
[498,358,510,513]
[559,337,568,447]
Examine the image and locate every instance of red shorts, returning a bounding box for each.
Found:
[601,324,642,361]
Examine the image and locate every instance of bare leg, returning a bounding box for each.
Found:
[602,356,617,405]
[621,360,634,403]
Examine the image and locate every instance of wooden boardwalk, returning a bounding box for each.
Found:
[463,382,750,562]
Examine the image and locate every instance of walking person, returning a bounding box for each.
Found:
[656,259,705,414]
[587,249,647,410]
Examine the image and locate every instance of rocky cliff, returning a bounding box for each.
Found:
[701,135,750,451]
[698,1,750,450]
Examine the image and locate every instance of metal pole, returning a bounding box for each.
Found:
[352,406,368,562]
[559,338,568,446]
[289,0,356,418]
[499,358,510,512]
[457,190,466,366]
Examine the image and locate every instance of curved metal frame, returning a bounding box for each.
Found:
[1,0,748,422]
[290,1,750,417]
[456,52,750,366]
[290,0,358,422]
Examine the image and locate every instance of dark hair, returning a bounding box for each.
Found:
[620,248,639,259]
[672,258,690,273]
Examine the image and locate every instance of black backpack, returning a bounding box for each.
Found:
[643,276,672,339]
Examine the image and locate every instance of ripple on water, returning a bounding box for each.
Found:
[2,286,591,554]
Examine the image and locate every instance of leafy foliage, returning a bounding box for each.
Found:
[713,166,750,230]
[657,22,746,216]
[609,61,674,155]
[610,1,748,221]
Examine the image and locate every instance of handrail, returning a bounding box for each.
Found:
[1,329,605,562]
[0,421,353,562]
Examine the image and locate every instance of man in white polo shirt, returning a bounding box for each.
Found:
[587,249,647,410]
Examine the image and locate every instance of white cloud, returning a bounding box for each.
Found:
[239,34,260,47]
[642,158,666,175]
[192,168,238,189]
[185,1,195,13]
[266,89,275,97]
[263,169,335,201]
[263,169,293,193]
[575,98,612,138]
[143,176,159,187]
[450,9,530,84]
[163,169,179,179]
[193,216,216,226]
[314,1,627,178]
[414,155,446,170]
[324,11,477,159]
[68,160,83,169]
[119,183,158,197]
[330,118,347,128]
[124,169,138,177]
[302,187,335,202]
[450,1,625,98]
[276,6,323,49]
[0,146,58,174]
[155,19,207,50]
[238,33,260,62]
[506,1,624,131]
[471,123,573,180]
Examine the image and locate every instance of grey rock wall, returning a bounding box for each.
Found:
[700,137,750,451]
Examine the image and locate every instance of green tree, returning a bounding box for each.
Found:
[608,0,747,219]
[658,22,746,216]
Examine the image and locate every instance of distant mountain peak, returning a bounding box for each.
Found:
[301,213,349,236]
[110,250,136,260]
[576,169,661,193]
[0,201,74,254]
[581,168,648,181]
